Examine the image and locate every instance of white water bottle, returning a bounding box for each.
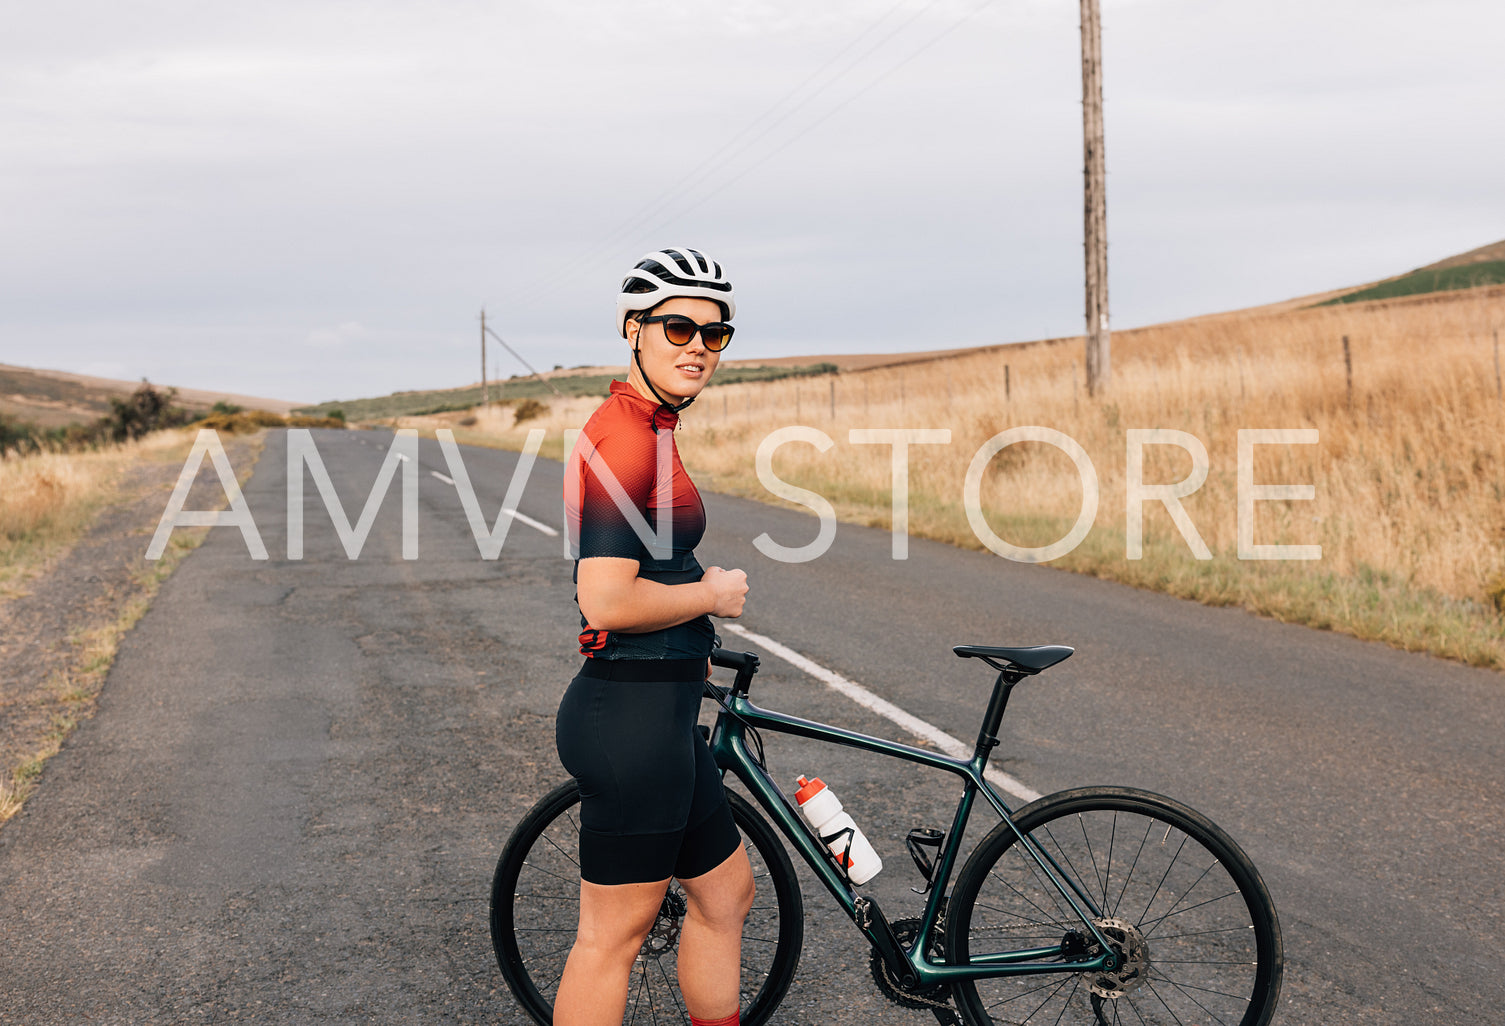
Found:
[794,775,883,885]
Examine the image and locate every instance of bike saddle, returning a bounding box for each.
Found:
[953,644,1074,673]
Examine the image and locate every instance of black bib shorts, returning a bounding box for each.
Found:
[555,657,741,886]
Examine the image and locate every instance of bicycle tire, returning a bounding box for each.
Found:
[946,786,1282,1026]
[489,780,804,1026]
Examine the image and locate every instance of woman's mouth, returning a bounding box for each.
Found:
[675,362,705,377]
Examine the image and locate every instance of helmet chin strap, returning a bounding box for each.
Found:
[633,343,695,415]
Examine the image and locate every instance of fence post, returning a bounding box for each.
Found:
[829,378,836,419]
[1495,328,1502,400]
[1005,364,1011,402]
[1342,335,1353,409]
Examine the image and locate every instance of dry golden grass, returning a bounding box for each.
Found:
[408,286,1505,669]
[0,430,193,597]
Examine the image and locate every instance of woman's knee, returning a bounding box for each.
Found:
[575,878,669,954]
[681,848,755,926]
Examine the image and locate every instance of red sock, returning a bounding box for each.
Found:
[688,1013,739,1026]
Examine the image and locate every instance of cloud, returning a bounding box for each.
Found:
[81,360,128,379]
[306,322,366,349]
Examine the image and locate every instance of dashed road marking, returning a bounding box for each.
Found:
[721,623,1042,803]
[499,508,559,538]
[425,469,556,537]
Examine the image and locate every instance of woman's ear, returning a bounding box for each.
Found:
[624,315,640,346]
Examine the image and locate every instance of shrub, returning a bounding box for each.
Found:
[1,414,39,456]
[210,399,243,415]
[1488,576,1505,616]
[513,398,549,424]
[104,381,191,442]
[196,409,287,433]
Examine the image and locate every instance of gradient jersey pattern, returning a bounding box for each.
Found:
[567,381,713,660]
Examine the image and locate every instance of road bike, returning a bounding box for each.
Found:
[490,645,1283,1025]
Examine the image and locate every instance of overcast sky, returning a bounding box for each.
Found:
[3,0,1502,405]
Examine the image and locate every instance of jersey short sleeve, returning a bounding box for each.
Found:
[573,428,656,562]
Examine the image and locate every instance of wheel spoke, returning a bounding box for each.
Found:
[520,941,575,965]
[1110,818,1154,919]
[1141,979,1190,1026]
[1134,833,1194,929]
[539,828,581,868]
[655,956,688,1023]
[982,972,1073,1012]
[1051,974,1084,1025]
[1141,887,1239,939]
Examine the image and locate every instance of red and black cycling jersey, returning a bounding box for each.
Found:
[565,380,714,660]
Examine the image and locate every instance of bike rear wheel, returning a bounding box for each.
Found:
[490,780,804,1026]
[947,787,1282,1026]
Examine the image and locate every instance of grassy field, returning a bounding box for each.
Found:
[405,284,1505,670]
[1322,261,1505,306]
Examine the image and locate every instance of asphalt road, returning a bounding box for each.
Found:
[2,426,1501,1024]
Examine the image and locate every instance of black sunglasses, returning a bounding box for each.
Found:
[637,314,734,352]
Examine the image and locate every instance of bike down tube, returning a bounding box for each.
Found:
[712,695,1118,983]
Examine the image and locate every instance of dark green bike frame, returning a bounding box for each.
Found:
[704,651,1124,991]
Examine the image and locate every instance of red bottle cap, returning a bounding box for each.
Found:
[794,775,826,805]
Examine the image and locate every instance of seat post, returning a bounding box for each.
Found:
[974,670,1021,762]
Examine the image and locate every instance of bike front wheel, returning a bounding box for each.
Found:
[947,786,1282,1026]
[489,780,804,1026]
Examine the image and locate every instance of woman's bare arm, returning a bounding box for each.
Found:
[577,557,747,633]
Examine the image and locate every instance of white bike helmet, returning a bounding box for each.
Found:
[616,247,735,338]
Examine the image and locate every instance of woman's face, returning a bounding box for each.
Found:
[625,296,727,404]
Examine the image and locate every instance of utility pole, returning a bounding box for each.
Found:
[480,308,489,408]
[1081,0,1110,397]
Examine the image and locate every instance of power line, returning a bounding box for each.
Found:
[501,1,944,316]
[637,0,1001,240]
[485,324,563,397]
[565,0,941,268]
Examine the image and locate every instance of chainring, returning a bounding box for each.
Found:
[868,917,954,1010]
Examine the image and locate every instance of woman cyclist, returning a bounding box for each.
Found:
[554,248,751,1026]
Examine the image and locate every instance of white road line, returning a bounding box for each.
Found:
[721,623,1042,804]
[499,508,560,538]
[425,470,557,538]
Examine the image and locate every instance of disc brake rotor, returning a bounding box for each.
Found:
[1086,917,1150,999]
[639,889,688,961]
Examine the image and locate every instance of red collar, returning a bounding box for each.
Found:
[609,379,680,430]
